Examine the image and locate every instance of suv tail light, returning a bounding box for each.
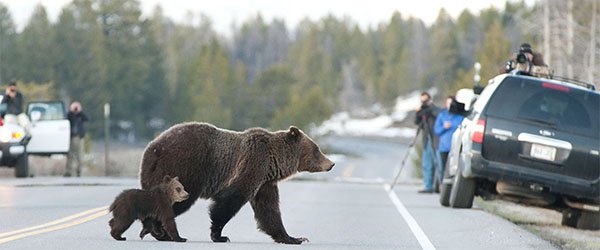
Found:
[472,119,486,143]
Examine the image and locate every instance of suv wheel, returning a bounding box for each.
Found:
[15,151,29,178]
[562,208,600,230]
[449,158,476,208]
[439,161,452,207]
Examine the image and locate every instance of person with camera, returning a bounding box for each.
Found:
[502,43,546,74]
[433,96,464,186]
[2,80,31,135]
[415,92,442,193]
[65,101,88,177]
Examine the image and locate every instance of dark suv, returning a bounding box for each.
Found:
[439,71,599,230]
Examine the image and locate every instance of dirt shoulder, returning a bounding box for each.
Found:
[477,198,600,250]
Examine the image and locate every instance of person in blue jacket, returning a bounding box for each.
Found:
[434,96,464,184]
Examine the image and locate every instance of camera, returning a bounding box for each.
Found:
[516,52,528,64]
[419,102,433,118]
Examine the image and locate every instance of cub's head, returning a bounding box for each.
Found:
[163,175,189,203]
[288,126,335,173]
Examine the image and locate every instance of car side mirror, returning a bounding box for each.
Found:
[30,110,42,122]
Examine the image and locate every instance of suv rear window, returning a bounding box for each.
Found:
[484,76,599,137]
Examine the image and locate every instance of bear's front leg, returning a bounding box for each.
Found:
[250,182,309,244]
[141,218,172,241]
[161,218,187,242]
[209,188,249,243]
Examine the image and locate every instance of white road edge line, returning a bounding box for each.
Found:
[384,184,436,250]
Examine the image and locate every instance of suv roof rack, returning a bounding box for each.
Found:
[509,70,596,91]
[550,76,596,91]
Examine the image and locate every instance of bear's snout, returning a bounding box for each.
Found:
[327,163,335,171]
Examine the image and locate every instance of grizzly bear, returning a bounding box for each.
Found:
[138,122,334,244]
[109,175,189,242]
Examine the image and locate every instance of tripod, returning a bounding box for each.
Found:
[389,117,439,191]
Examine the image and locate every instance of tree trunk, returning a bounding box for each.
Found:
[552,7,564,77]
[589,0,597,84]
[544,0,551,67]
[567,0,574,79]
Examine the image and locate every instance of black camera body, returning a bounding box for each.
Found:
[419,103,434,118]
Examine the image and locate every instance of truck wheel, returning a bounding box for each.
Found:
[15,151,29,178]
[577,210,600,230]
[561,208,580,227]
[439,162,452,207]
[449,159,476,208]
[563,208,600,230]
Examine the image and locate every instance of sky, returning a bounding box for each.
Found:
[1,0,535,36]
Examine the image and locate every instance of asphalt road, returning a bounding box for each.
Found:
[0,136,556,249]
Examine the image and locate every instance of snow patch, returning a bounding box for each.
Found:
[313,88,436,138]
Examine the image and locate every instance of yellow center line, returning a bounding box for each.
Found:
[0,206,109,245]
[343,165,355,177]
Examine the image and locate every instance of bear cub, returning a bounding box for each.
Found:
[109,175,189,242]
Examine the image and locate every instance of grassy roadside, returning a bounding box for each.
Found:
[476,197,600,250]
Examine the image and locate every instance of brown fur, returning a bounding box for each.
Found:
[108,175,189,242]
[138,122,334,244]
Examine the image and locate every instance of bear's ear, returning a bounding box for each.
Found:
[173,176,179,182]
[163,175,172,183]
[289,126,300,139]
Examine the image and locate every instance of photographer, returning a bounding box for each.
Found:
[2,80,31,135]
[414,92,441,193]
[66,101,88,177]
[501,43,546,74]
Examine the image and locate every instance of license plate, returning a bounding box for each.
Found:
[530,143,556,161]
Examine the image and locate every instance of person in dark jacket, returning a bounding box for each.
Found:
[66,101,88,177]
[1,80,31,134]
[414,92,441,193]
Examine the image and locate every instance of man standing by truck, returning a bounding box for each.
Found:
[65,101,88,177]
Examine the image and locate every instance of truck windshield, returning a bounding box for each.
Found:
[484,77,599,138]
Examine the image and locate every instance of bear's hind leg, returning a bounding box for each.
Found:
[109,217,134,241]
[209,188,249,243]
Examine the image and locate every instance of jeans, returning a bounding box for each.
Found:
[422,139,443,191]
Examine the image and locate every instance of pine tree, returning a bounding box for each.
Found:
[17,4,55,83]
[0,3,18,84]
[427,9,459,92]
[476,20,511,83]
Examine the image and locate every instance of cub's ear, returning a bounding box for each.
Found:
[289,126,300,139]
[173,176,179,182]
[163,175,172,183]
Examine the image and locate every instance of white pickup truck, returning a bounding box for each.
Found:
[0,99,70,177]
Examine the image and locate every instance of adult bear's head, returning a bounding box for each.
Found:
[287,126,335,173]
